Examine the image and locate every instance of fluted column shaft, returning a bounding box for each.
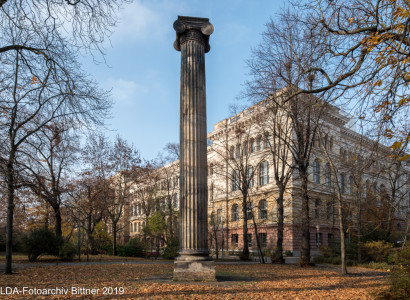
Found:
[173,16,213,261]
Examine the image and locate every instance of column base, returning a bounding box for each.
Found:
[173,260,216,281]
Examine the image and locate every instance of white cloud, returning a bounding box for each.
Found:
[108,78,146,105]
[112,0,166,43]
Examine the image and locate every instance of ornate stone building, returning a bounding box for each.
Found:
[127,97,410,256]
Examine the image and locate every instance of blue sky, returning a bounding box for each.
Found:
[82,0,287,161]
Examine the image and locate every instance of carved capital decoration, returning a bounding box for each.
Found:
[173,16,213,53]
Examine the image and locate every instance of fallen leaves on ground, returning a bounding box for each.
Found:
[0,263,389,299]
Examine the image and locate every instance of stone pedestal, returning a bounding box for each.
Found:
[173,16,215,281]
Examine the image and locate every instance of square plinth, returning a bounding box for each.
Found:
[173,261,216,281]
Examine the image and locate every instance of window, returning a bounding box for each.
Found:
[209,163,214,175]
[257,136,263,151]
[231,204,239,221]
[315,199,321,218]
[231,234,239,247]
[243,141,248,156]
[217,209,222,224]
[249,138,255,153]
[258,200,267,219]
[325,163,331,187]
[173,193,178,208]
[247,234,252,248]
[340,174,346,194]
[264,133,270,148]
[130,223,133,233]
[329,136,334,151]
[246,202,253,220]
[247,166,254,188]
[230,146,235,159]
[313,159,320,184]
[349,176,354,195]
[209,184,214,202]
[236,144,242,158]
[133,222,137,232]
[259,161,269,186]
[328,233,333,246]
[326,201,333,220]
[324,134,328,150]
[232,170,240,191]
[258,233,267,248]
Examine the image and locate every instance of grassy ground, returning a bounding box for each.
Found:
[0,263,389,299]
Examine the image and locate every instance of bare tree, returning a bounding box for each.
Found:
[20,123,79,238]
[211,118,268,260]
[0,0,130,275]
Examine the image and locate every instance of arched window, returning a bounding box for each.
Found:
[313,159,321,184]
[231,204,239,221]
[259,161,269,185]
[232,170,240,191]
[258,200,267,219]
[324,134,328,150]
[329,136,334,151]
[325,163,331,187]
[249,138,255,153]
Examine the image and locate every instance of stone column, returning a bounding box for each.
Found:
[173,16,215,281]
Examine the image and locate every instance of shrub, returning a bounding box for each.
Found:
[270,249,285,264]
[378,245,410,299]
[284,250,293,257]
[118,237,145,257]
[362,240,393,263]
[313,255,325,264]
[22,228,61,261]
[59,242,77,261]
[162,237,179,259]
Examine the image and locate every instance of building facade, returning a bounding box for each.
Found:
[127,98,410,256]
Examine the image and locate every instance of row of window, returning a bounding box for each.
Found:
[231,200,268,222]
[232,161,269,191]
[229,134,271,160]
[130,221,145,233]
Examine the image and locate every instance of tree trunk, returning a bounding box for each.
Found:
[299,168,311,266]
[337,198,347,274]
[53,204,62,238]
[5,155,15,275]
[112,223,118,256]
[252,215,265,264]
[241,194,249,260]
[276,188,285,263]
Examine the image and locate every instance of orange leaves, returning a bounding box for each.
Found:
[31,76,39,84]
[373,80,383,87]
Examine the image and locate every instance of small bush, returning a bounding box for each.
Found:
[59,242,76,261]
[362,240,393,263]
[270,249,285,264]
[378,245,410,299]
[331,257,341,265]
[22,228,61,261]
[284,250,293,257]
[117,238,145,257]
[162,237,179,259]
[313,255,325,264]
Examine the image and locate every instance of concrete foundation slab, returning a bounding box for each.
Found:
[173,261,216,281]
